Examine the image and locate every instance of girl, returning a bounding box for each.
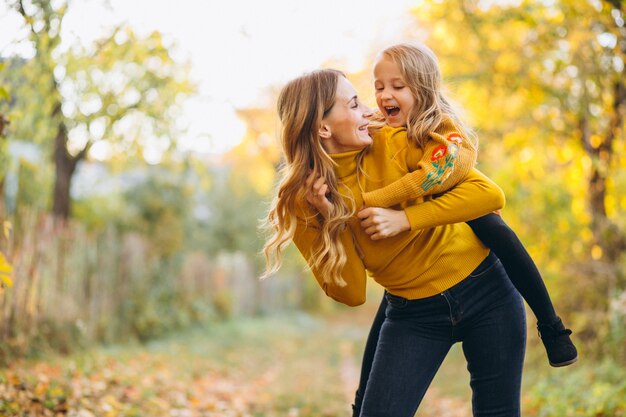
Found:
[333,43,577,416]
[264,69,526,417]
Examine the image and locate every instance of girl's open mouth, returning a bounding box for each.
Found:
[384,106,400,117]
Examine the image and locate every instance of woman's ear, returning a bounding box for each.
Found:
[318,122,332,139]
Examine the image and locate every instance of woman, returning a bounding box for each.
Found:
[263,69,526,417]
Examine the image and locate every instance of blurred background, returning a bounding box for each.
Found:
[0,0,625,416]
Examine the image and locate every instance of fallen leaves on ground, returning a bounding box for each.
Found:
[0,313,474,417]
[1,353,271,417]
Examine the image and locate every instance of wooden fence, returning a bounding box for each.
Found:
[0,209,309,361]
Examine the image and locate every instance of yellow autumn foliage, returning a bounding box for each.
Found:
[0,252,12,288]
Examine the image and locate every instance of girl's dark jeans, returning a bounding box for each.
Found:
[359,252,526,417]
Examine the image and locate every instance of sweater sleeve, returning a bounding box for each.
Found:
[291,209,367,307]
[403,168,505,231]
[362,123,477,208]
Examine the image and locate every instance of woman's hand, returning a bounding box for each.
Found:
[305,172,333,219]
[357,206,410,240]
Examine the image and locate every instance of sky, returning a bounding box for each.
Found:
[0,0,419,155]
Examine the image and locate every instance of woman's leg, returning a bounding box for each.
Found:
[462,293,526,416]
[359,292,454,417]
[467,213,577,367]
[352,294,387,417]
[446,253,527,417]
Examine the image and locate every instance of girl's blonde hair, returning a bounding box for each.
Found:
[372,43,477,148]
[262,69,356,286]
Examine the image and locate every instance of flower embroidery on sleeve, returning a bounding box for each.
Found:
[431,145,447,161]
[447,133,463,145]
[421,141,460,192]
[448,143,459,158]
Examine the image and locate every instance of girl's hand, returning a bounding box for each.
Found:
[357,206,410,240]
[306,172,333,219]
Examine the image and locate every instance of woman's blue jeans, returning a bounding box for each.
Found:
[360,252,526,417]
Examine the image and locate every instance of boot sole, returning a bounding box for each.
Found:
[549,355,578,367]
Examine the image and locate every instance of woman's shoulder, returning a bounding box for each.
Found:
[365,125,416,169]
[371,125,409,149]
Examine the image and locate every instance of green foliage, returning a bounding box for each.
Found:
[121,167,193,258]
[1,1,194,154]
[0,63,9,187]
[0,142,8,190]
[0,57,58,146]
[60,27,195,158]
[0,62,9,102]
[71,194,126,231]
[1,0,195,218]
[15,158,52,211]
[198,169,268,266]
[526,360,626,416]
[122,266,192,341]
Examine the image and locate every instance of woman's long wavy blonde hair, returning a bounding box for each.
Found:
[371,43,477,148]
[261,69,356,286]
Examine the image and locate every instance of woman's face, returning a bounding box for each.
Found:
[320,77,373,154]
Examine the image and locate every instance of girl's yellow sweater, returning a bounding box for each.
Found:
[292,126,505,306]
[362,117,477,213]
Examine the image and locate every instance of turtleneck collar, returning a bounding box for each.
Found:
[330,149,361,179]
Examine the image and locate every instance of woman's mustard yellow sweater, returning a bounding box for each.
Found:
[292,126,505,306]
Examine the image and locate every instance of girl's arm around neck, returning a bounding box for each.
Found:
[292,212,367,307]
[403,168,505,231]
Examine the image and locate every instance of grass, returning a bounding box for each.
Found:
[3,303,614,417]
[1,312,366,416]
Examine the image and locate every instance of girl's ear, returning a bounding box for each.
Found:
[318,122,332,139]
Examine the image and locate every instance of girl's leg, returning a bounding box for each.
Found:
[467,213,557,323]
[467,214,577,367]
[352,294,387,417]
[359,293,453,417]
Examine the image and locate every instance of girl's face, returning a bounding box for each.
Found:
[320,77,373,154]
[374,55,416,128]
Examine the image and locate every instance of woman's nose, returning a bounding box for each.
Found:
[363,106,374,118]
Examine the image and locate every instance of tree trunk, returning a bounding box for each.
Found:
[0,164,5,222]
[0,113,8,221]
[52,123,77,219]
[0,182,4,221]
[580,79,626,264]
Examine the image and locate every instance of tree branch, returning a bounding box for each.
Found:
[15,0,36,37]
[0,113,8,138]
[579,112,594,155]
[602,80,626,152]
[90,24,125,58]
